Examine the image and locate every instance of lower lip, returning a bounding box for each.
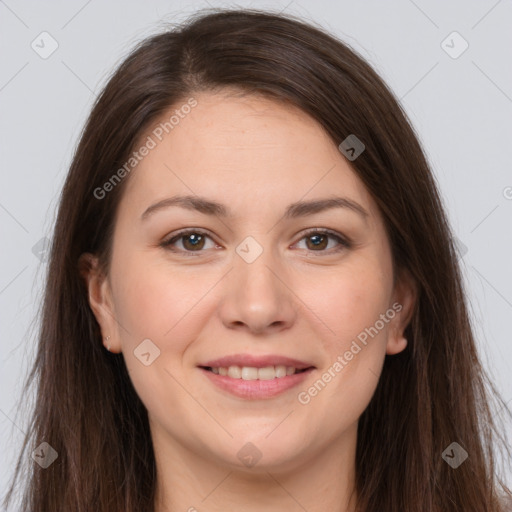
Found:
[199,367,315,399]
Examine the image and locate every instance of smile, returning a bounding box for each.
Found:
[197,354,316,399]
[201,365,309,380]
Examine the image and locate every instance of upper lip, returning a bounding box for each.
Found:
[200,354,315,370]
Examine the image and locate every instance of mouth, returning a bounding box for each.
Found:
[197,354,316,399]
[199,365,313,380]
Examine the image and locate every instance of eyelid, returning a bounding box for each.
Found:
[160,228,218,256]
[292,227,351,254]
[160,227,351,255]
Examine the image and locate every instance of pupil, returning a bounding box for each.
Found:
[308,234,327,250]
[185,233,203,250]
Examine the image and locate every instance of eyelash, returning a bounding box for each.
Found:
[160,228,351,257]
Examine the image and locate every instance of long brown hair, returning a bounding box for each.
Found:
[4,7,511,511]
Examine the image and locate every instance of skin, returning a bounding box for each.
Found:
[82,90,416,512]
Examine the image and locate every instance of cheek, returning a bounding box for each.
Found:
[298,256,393,347]
[109,252,211,414]
[302,251,394,412]
[111,249,214,346]
[293,255,393,409]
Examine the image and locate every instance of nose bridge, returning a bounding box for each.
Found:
[219,233,297,333]
[237,239,278,293]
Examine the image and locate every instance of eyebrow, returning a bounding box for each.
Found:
[140,194,369,221]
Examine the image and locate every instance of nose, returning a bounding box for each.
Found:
[218,244,298,335]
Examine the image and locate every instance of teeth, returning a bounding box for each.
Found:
[228,366,242,379]
[275,366,287,378]
[241,367,258,380]
[258,366,277,380]
[209,365,303,380]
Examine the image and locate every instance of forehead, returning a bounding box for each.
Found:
[119,91,377,221]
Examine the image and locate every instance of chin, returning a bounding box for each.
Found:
[207,433,309,473]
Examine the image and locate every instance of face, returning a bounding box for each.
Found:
[84,90,415,473]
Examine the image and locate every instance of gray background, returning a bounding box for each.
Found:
[1,0,511,502]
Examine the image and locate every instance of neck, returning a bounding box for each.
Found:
[153,422,359,512]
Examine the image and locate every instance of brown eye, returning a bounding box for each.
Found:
[181,233,206,251]
[294,229,350,254]
[305,233,329,251]
[161,229,216,254]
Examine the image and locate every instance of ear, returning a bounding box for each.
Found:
[78,253,122,353]
[386,267,417,356]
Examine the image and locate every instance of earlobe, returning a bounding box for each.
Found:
[386,268,417,356]
[78,253,120,353]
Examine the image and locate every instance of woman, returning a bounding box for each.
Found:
[4,7,511,512]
